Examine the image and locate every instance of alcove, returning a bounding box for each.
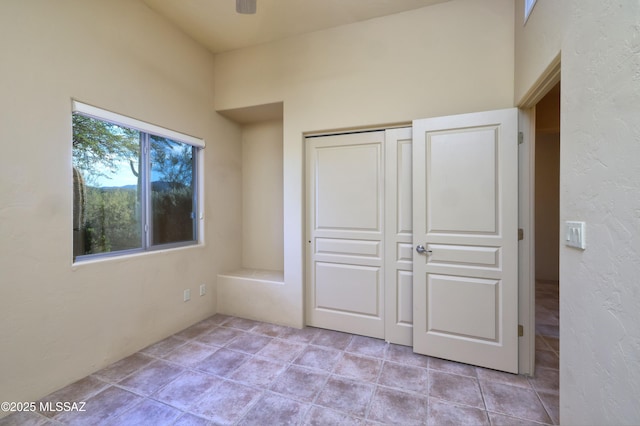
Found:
[216,102,285,320]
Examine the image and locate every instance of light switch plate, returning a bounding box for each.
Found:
[565,221,586,249]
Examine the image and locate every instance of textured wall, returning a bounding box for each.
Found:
[0,0,242,406]
[214,0,515,327]
[560,0,640,422]
[514,0,563,103]
[242,120,284,271]
[516,0,640,422]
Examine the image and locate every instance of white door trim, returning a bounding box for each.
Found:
[518,107,536,376]
[516,54,561,375]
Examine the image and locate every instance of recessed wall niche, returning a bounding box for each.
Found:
[216,102,285,322]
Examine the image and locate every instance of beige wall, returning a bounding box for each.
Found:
[534,132,560,281]
[0,0,242,406]
[242,120,284,271]
[214,0,515,327]
[514,0,563,104]
[516,0,640,423]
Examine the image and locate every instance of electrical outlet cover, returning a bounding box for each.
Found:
[565,221,586,249]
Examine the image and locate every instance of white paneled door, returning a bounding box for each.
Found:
[384,127,414,346]
[412,109,519,373]
[306,108,519,373]
[306,131,386,338]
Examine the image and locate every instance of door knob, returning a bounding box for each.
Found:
[416,244,432,255]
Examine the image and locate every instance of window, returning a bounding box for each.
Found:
[524,0,537,22]
[72,101,203,262]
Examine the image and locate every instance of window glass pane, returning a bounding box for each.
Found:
[72,114,142,259]
[149,135,196,246]
[524,0,537,21]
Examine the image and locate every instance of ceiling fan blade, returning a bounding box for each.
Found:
[236,0,257,14]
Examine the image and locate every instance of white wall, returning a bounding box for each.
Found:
[214,0,515,327]
[0,0,242,406]
[242,120,284,271]
[561,1,640,422]
[515,0,640,423]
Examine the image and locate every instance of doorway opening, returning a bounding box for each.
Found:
[533,82,560,371]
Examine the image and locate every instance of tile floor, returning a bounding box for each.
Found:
[1,281,559,426]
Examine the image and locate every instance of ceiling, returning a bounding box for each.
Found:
[142,0,451,53]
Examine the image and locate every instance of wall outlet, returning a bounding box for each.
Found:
[199,284,206,296]
[183,289,191,302]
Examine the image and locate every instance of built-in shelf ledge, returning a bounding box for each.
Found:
[218,268,284,285]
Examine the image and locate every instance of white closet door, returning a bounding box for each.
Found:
[384,127,414,346]
[306,131,385,338]
[412,109,519,373]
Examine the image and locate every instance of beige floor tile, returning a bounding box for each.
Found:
[488,411,552,425]
[109,399,181,426]
[481,381,551,424]
[345,335,388,359]
[429,357,477,377]
[194,348,250,377]
[93,353,154,382]
[303,405,365,425]
[0,411,51,426]
[377,361,428,394]
[277,326,320,344]
[162,341,218,366]
[117,360,185,396]
[54,386,142,426]
[310,328,353,350]
[385,343,429,368]
[293,345,341,372]
[189,380,262,424]
[476,367,532,389]
[250,322,289,337]
[333,353,382,382]
[237,392,308,425]
[37,375,109,418]
[427,398,489,425]
[270,365,329,402]
[152,371,222,410]
[315,376,375,418]
[537,390,560,425]
[194,327,242,347]
[172,412,212,426]
[528,367,559,395]
[223,317,260,331]
[368,386,428,425]
[428,370,484,408]
[229,357,286,387]
[141,336,188,357]
[226,333,272,354]
[25,313,558,426]
[256,338,306,363]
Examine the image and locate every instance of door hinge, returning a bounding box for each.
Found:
[518,131,524,144]
[518,228,524,240]
[518,324,524,337]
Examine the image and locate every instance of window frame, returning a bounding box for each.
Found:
[72,100,204,263]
